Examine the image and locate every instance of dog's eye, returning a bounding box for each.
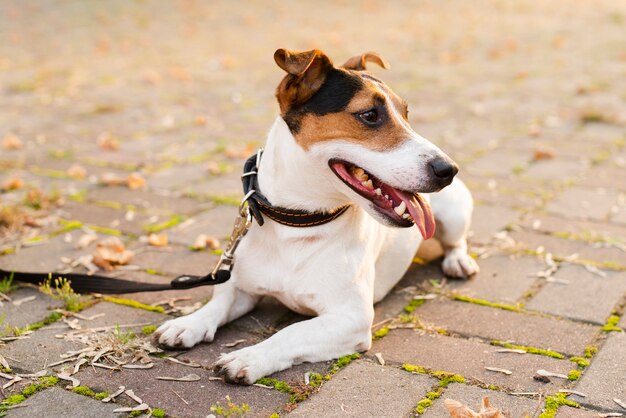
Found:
[357,109,382,126]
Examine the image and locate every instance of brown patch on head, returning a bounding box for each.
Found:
[274,48,333,114]
[293,77,412,152]
[273,49,410,152]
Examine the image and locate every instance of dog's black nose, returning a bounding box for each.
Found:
[429,158,458,182]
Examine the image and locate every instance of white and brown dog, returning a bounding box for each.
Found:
[155,49,479,384]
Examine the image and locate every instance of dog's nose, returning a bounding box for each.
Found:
[429,158,458,182]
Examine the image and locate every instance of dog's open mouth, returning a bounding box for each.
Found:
[329,159,436,239]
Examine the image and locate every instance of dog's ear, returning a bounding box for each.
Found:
[342,52,390,71]
[274,48,333,112]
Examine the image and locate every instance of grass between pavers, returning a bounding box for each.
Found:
[538,392,579,418]
[210,395,249,417]
[254,353,359,411]
[39,276,93,312]
[602,314,623,333]
[143,215,185,233]
[401,364,465,415]
[452,295,524,312]
[70,383,167,417]
[102,296,165,313]
[0,272,17,294]
[0,376,59,415]
[490,341,565,359]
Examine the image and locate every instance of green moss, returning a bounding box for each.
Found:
[102,296,165,313]
[453,295,522,312]
[372,326,389,340]
[584,345,598,358]
[129,411,143,417]
[152,409,166,418]
[402,363,428,374]
[307,372,325,387]
[404,298,426,313]
[73,386,95,397]
[415,398,433,414]
[22,311,63,333]
[30,167,69,179]
[210,395,249,416]
[490,341,565,359]
[95,392,109,400]
[438,373,465,387]
[0,272,16,294]
[569,357,590,368]
[209,195,241,207]
[144,268,161,275]
[39,277,87,312]
[87,225,123,236]
[602,315,622,332]
[268,414,279,418]
[538,393,578,418]
[2,394,26,406]
[329,353,360,375]
[425,391,441,400]
[142,325,157,335]
[568,370,582,381]
[143,215,184,233]
[256,378,292,394]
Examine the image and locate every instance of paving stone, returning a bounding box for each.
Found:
[521,159,586,182]
[545,187,620,222]
[471,204,521,241]
[465,149,528,178]
[445,254,543,304]
[6,387,120,418]
[415,298,596,356]
[289,359,437,417]
[167,205,242,245]
[231,296,306,334]
[509,230,626,267]
[570,332,626,412]
[1,301,165,373]
[131,245,221,276]
[0,234,85,273]
[372,329,573,393]
[555,406,604,417]
[422,383,541,418]
[1,287,62,329]
[526,264,626,324]
[75,357,289,417]
[87,187,206,216]
[58,201,152,236]
[519,213,626,244]
[148,163,211,191]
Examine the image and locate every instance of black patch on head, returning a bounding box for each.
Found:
[283,68,364,133]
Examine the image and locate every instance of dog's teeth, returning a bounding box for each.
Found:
[385,194,389,199]
[362,179,374,189]
[402,213,410,219]
[352,167,368,182]
[374,188,382,196]
[394,201,407,216]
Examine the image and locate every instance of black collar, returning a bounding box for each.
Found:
[241,150,351,227]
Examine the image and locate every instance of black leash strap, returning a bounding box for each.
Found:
[242,150,350,227]
[3,149,350,294]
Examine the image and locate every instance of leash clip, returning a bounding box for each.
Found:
[210,205,252,280]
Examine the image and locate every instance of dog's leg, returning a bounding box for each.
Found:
[214,304,373,384]
[155,281,260,348]
[429,178,479,278]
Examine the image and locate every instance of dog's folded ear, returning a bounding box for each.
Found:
[342,52,390,71]
[274,48,333,112]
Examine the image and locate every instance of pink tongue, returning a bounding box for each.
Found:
[400,192,436,240]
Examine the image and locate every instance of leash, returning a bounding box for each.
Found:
[1,149,350,294]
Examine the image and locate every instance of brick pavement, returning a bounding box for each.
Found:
[1,1,626,417]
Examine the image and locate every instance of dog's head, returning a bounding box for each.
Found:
[274,48,458,239]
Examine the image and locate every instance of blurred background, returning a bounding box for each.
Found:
[1,0,625,266]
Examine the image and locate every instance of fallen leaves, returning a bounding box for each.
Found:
[67,164,87,179]
[147,233,168,247]
[191,234,220,250]
[445,397,510,418]
[2,133,23,150]
[100,172,146,189]
[1,177,24,191]
[97,131,120,151]
[92,237,134,271]
[156,373,201,382]
[532,146,556,161]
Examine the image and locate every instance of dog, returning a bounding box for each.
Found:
[154,48,479,384]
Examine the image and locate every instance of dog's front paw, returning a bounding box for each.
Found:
[213,346,272,385]
[442,248,479,279]
[154,316,216,349]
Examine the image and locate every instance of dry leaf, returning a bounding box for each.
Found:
[2,177,24,191]
[143,69,162,85]
[536,369,568,379]
[101,386,125,402]
[484,367,512,375]
[126,173,145,190]
[67,164,87,179]
[97,132,119,151]
[57,373,80,388]
[100,172,126,187]
[191,234,220,250]
[148,233,168,247]
[206,161,221,175]
[122,363,154,369]
[194,115,207,126]
[0,354,10,370]
[374,352,385,365]
[2,133,23,150]
[165,357,201,368]
[75,234,97,249]
[445,397,510,418]
[92,237,134,268]
[113,404,149,413]
[532,146,555,161]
